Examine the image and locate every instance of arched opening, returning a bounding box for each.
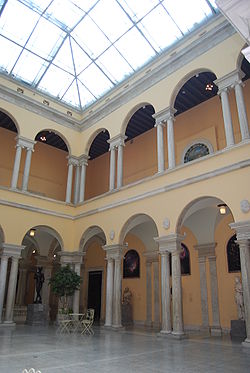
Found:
[176,196,238,334]
[85,130,110,200]
[30,130,70,200]
[79,226,106,322]
[0,110,19,188]
[123,104,157,185]
[119,213,159,327]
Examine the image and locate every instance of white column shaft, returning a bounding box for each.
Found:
[146,262,152,326]
[5,257,19,323]
[66,163,73,203]
[220,89,235,147]
[172,251,184,335]
[208,257,221,331]
[0,256,9,323]
[105,258,114,327]
[153,260,160,327]
[109,147,116,190]
[198,258,209,329]
[156,123,165,173]
[234,83,249,141]
[238,240,250,342]
[73,263,81,314]
[11,145,22,189]
[74,165,80,204]
[113,258,122,327]
[167,117,175,169]
[117,144,124,189]
[160,253,171,333]
[79,164,87,203]
[22,148,32,191]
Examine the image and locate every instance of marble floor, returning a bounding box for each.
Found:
[0,325,249,373]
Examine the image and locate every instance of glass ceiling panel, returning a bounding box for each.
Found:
[0,36,22,72]
[138,6,182,53]
[90,0,133,42]
[12,50,48,84]
[0,0,40,47]
[0,0,218,109]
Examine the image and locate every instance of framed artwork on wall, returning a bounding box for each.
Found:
[123,249,140,278]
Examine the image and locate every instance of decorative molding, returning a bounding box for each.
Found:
[240,199,250,213]
[163,218,170,230]
[109,230,115,241]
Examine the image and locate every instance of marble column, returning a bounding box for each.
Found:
[165,108,177,169]
[160,251,171,334]
[230,221,250,347]
[153,259,160,328]
[105,257,114,327]
[11,142,22,189]
[113,255,122,328]
[0,255,9,323]
[16,264,27,306]
[109,144,116,191]
[234,80,249,141]
[5,257,20,323]
[73,262,81,314]
[117,139,126,189]
[171,244,184,337]
[79,155,88,203]
[73,163,80,204]
[155,121,165,173]
[208,253,221,335]
[197,255,209,330]
[66,157,78,203]
[145,260,152,327]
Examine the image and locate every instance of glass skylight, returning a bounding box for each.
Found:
[0,0,218,110]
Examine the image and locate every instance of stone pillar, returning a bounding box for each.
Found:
[160,251,171,334]
[145,260,152,327]
[16,263,27,306]
[105,257,114,327]
[155,121,165,173]
[117,136,127,189]
[165,107,176,169]
[109,144,116,191]
[66,156,78,203]
[79,155,88,203]
[196,254,209,330]
[73,262,81,314]
[171,242,184,337]
[208,253,221,335]
[0,255,9,323]
[153,259,160,328]
[144,251,159,328]
[113,254,123,328]
[11,142,22,189]
[234,80,249,141]
[230,221,250,347]
[73,163,80,204]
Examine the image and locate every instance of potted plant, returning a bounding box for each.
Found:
[49,265,81,316]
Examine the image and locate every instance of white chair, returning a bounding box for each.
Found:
[81,308,95,335]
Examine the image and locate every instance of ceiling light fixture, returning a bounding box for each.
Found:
[218,203,227,215]
[29,228,36,237]
[40,134,46,142]
[205,83,213,91]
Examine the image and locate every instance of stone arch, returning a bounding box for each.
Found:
[0,108,20,134]
[169,68,217,108]
[84,128,110,156]
[119,213,159,251]
[121,102,153,136]
[34,128,71,155]
[79,225,107,253]
[23,225,64,251]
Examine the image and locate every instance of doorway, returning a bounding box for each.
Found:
[87,271,102,321]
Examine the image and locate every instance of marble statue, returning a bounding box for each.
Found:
[122,287,132,305]
[234,276,245,320]
[34,267,45,304]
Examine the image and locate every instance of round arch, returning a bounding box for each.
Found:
[84,128,110,156]
[34,128,71,155]
[23,225,64,251]
[121,102,154,136]
[169,68,217,108]
[0,108,20,134]
[79,225,107,253]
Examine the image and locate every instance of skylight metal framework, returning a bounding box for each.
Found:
[0,0,218,110]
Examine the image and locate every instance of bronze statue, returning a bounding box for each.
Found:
[34,267,45,304]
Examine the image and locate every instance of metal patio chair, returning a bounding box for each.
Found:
[81,308,95,335]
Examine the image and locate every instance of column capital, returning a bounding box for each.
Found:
[214,69,245,92]
[79,154,89,166]
[230,220,250,241]
[194,242,217,258]
[103,243,127,259]
[1,243,24,258]
[143,250,159,263]
[16,136,36,151]
[108,134,127,149]
[154,233,185,254]
[59,250,85,265]
[67,155,79,166]
[153,106,176,125]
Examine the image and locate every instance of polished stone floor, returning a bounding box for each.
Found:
[0,325,249,373]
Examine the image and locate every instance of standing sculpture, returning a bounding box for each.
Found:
[234,276,245,320]
[122,287,132,305]
[34,267,45,304]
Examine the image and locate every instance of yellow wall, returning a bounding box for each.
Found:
[0,128,16,187]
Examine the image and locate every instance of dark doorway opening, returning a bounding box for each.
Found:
[87,271,102,322]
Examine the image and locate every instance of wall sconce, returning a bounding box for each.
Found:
[218,203,227,215]
[29,229,36,237]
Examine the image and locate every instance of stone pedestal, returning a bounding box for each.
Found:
[26,304,48,326]
[122,304,133,326]
[230,319,246,341]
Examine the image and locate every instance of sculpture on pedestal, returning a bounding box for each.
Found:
[34,267,45,304]
[234,276,245,320]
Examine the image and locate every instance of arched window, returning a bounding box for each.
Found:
[227,234,241,272]
[184,143,209,163]
[169,243,191,276]
[123,249,140,278]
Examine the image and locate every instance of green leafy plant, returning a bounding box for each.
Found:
[49,265,81,313]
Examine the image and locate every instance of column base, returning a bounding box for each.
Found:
[172,331,186,340]
[111,325,125,331]
[210,326,222,336]
[157,330,172,337]
[2,321,16,326]
[242,338,250,348]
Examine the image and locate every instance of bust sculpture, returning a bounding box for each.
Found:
[34,267,45,304]
[234,276,245,320]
